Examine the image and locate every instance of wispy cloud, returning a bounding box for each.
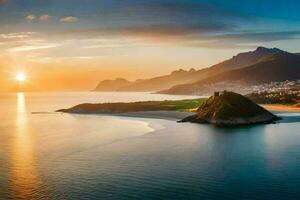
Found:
[0,32,36,40]
[25,14,36,21]
[0,31,61,54]
[47,27,300,50]
[25,14,50,21]
[39,14,50,21]
[8,43,61,52]
[213,31,300,42]
[60,16,78,23]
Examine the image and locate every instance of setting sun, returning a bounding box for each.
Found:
[16,72,26,82]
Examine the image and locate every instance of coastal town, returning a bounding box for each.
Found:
[199,80,300,106]
[247,80,300,105]
[251,80,300,94]
[195,79,299,94]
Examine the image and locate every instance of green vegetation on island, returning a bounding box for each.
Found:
[57,98,207,113]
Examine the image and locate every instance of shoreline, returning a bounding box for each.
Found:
[63,111,193,121]
[104,108,300,125]
[116,111,192,121]
[261,104,300,113]
[58,104,300,122]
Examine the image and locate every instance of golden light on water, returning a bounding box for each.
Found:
[10,92,39,199]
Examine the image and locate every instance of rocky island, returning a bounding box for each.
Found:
[181,91,280,126]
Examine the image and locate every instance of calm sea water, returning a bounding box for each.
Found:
[1,92,300,200]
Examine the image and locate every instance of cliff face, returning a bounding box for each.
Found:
[181,91,280,125]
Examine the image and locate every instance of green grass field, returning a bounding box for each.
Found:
[59,98,207,113]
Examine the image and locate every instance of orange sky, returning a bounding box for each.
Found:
[0,36,246,92]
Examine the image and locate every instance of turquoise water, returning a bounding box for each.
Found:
[1,92,300,200]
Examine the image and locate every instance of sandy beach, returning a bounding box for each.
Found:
[62,104,300,122]
[261,104,300,113]
[112,111,192,121]
[118,104,300,121]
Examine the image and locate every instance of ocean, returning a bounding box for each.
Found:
[1,92,300,200]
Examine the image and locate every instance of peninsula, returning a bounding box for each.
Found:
[57,98,205,113]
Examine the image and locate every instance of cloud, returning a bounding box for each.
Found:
[25,14,50,21]
[3,28,300,54]
[213,31,300,42]
[39,14,50,21]
[60,16,78,23]
[0,32,36,40]
[55,26,300,49]
[57,23,232,42]
[26,14,36,21]
[46,2,249,45]
[8,43,61,52]
[0,31,61,54]
[177,31,300,49]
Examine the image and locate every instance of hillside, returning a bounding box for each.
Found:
[181,91,280,126]
[94,47,283,91]
[161,52,300,95]
[117,68,197,91]
[93,78,132,91]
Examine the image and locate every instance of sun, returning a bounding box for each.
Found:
[16,72,26,82]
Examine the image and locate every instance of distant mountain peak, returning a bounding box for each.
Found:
[171,69,188,75]
[227,46,288,65]
[254,46,284,54]
[256,46,269,51]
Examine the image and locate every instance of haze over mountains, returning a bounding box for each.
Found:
[94,47,300,95]
[94,78,132,91]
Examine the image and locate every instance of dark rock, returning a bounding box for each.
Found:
[180,91,280,126]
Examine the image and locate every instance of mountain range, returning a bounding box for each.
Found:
[94,47,300,95]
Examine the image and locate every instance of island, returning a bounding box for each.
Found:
[180,91,280,126]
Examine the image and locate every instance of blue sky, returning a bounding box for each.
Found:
[1,0,300,33]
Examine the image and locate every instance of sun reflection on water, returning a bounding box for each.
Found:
[10,92,40,199]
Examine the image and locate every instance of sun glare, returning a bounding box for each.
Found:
[16,72,26,82]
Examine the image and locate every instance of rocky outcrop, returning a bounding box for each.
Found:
[180,91,280,126]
